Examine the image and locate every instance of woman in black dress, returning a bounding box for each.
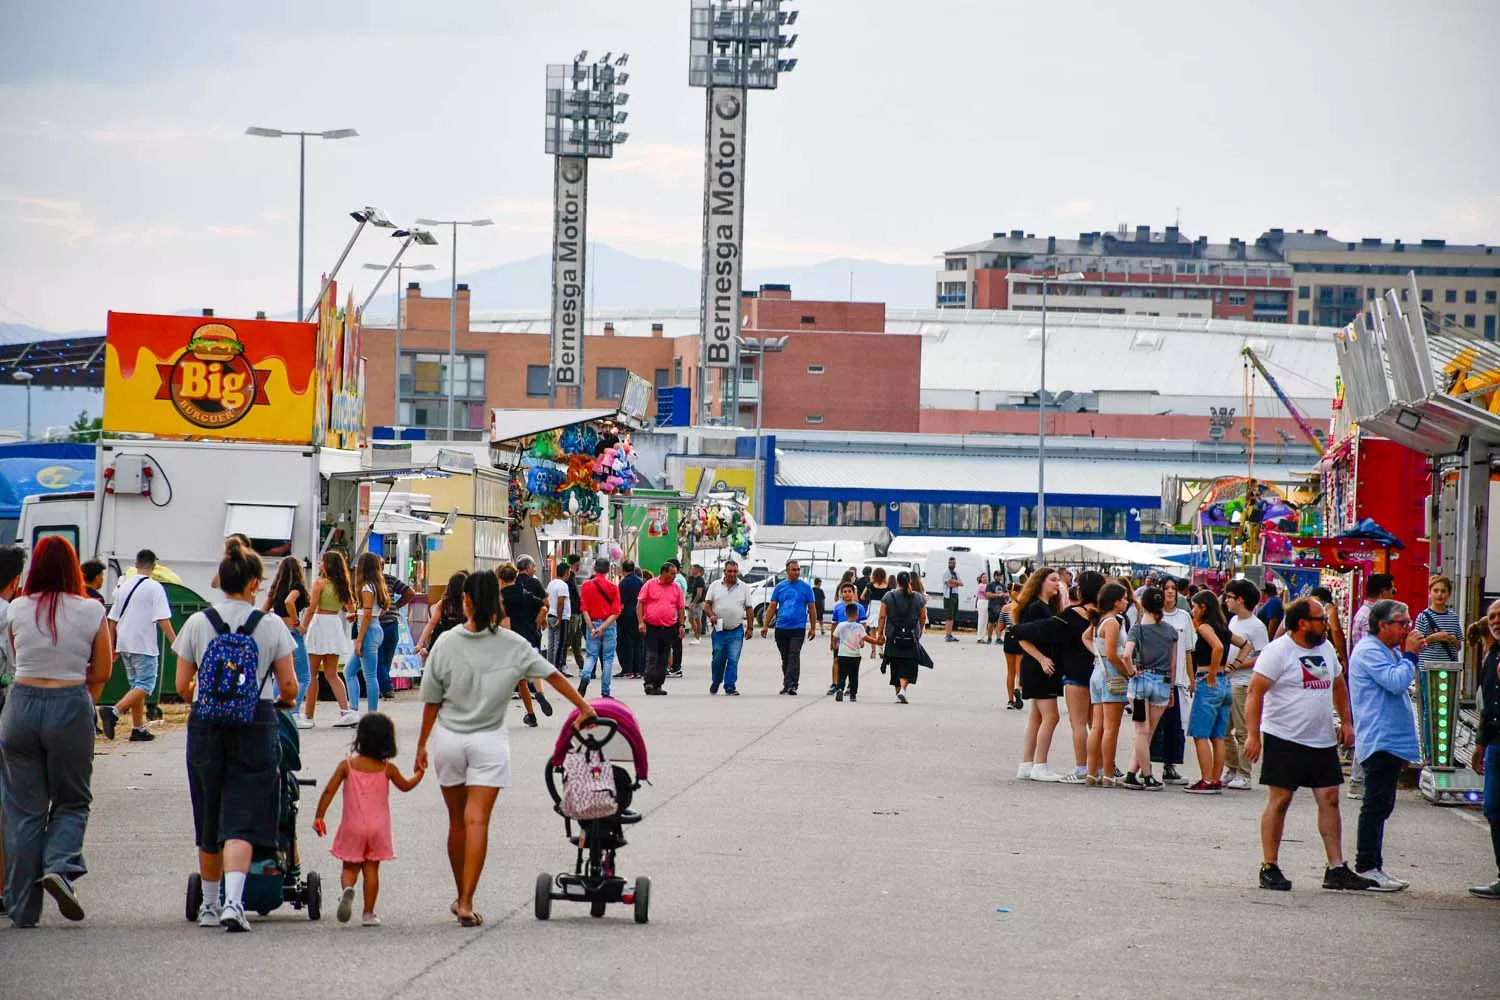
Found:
[1002,583,1024,709]
[1012,567,1065,782]
[876,571,926,704]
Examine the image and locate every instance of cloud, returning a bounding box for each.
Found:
[1060,199,1095,216]
[0,192,96,242]
[83,122,235,143]
[609,143,701,180]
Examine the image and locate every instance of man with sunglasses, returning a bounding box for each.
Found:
[1347,599,1425,891]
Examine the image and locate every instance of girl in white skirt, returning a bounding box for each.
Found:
[300,551,358,727]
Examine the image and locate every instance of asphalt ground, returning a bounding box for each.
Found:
[2,630,1495,1000]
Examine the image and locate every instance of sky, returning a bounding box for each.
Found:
[0,0,1496,335]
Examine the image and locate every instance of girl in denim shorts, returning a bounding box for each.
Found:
[1122,587,1178,791]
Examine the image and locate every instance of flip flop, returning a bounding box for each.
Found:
[458,911,484,927]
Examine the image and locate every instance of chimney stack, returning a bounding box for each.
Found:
[201,308,214,317]
[603,322,615,337]
[254,310,267,320]
[650,323,664,339]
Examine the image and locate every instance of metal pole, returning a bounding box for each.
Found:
[25,383,32,441]
[1036,279,1047,565]
[303,218,368,322]
[297,133,307,322]
[447,222,458,440]
[393,263,403,425]
[753,347,765,524]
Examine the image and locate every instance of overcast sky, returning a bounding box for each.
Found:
[0,0,1495,334]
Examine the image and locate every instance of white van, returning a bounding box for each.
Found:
[923,546,993,628]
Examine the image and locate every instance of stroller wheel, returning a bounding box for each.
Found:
[590,898,607,918]
[534,873,553,921]
[633,876,651,925]
[306,871,322,921]
[186,873,203,923]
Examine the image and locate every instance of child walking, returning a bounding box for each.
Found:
[831,602,880,702]
[313,713,424,925]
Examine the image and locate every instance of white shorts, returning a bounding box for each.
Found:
[431,722,511,788]
[305,612,351,657]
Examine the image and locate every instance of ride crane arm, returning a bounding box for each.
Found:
[1242,347,1326,456]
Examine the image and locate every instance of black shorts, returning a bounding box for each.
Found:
[1019,659,1063,700]
[187,701,282,851]
[1259,732,1343,790]
[944,595,960,615]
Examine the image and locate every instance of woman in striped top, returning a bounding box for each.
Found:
[1415,575,1463,671]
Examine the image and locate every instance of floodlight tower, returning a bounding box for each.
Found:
[688,0,799,425]
[545,50,632,407]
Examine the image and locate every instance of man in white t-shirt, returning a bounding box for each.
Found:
[101,550,177,742]
[704,559,754,695]
[1222,579,1270,790]
[1151,578,1196,784]
[1246,597,1376,893]
[545,562,573,674]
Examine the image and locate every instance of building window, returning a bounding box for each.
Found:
[1465,289,1478,304]
[1445,313,1456,324]
[1465,314,1477,328]
[1421,289,1433,303]
[526,365,549,397]
[807,365,825,375]
[1445,289,1457,303]
[800,315,816,324]
[1486,315,1496,339]
[399,351,487,430]
[805,414,824,425]
[654,368,670,388]
[1366,287,1375,299]
[1298,286,1309,299]
[1486,290,1497,304]
[945,258,967,271]
[1228,293,1247,306]
[1298,310,1309,324]
[596,366,627,400]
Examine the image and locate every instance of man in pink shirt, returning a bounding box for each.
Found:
[637,562,686,695]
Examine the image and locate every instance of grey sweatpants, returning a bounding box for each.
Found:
[0,684,95,926]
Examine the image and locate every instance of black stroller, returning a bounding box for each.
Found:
[537,701,651,923]
[186,709,323,921]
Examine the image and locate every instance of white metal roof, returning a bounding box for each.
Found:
[490,408,619,443]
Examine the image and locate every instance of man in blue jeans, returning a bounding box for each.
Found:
[578,557,621,698]
[760,560,818,696]
[705,560,753,695]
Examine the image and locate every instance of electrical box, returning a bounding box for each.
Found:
[111,454,147,495]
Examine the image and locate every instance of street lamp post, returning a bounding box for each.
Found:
[363,261,436,424]
[738,335,787,523]
[414,218,493,439]
[245,126,359,319]
[1030,271,1085,564]
[12,370,34,439]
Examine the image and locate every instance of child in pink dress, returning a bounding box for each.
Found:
[313,713,424,925]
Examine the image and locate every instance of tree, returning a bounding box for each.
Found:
[67,410,104,443]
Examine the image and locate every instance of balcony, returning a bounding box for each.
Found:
[737,379,760,402]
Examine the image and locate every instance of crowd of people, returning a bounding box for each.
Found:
[2,536,1498,931]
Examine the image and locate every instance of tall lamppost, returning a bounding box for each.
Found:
[1030,271,1085,563]
[737,335,787,523]
[689,0,800,425]
[363,261,436,424]
[245,126,359,319]
[413,217,493,439]
[12,370,34,440]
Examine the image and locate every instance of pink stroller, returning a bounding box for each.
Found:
[537,697,652,923]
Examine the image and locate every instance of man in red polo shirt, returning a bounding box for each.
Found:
[638,562,686,695]
[578,557,622,698]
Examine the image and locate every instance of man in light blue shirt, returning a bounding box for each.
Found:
[1348,599,1425,892]
[760,560,818,695]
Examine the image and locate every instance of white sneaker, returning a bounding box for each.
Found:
[333,710,359,728]
[1057,771,1087,785]
[1016,762,1034,780]
[1358,868,1409,892]
[294,715,314,730]
[1346,781,1364,800]
[1225,775,1252,791]
[197,901,222,928]
[219,900,251,932]
[361,912,382,927]
[1030,766,1062,783]
[337,886,355,923]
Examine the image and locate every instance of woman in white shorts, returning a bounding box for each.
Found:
[415,570,595,927]
[299,551,357,727]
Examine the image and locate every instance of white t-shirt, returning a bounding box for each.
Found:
[1160,606,1194,687]
[546,577,571,620]
[834,619,869,657]
[109,575,173,655]
[705,579,752,631]
[7,593,106,682]
[172,599,296,694]
[1253,634,1342,748]
[1227,613,1270,687]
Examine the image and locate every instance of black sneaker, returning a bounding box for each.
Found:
[534,688,553,715]
[896,692,908,704]
[826,684,839,696]
[577,680,589,698]
[1162,765,1187,785]
[1121,771,1145,791]
[1323,863,1377,891]
[1143,775,1164,791]
[668,669,684,679]
[787,688,798,696]
[128,727,155,742]
[779,688,790,695]
[98,706,119,741]
[523,713,538,728]
[847,693,856,702]
[709,684,719,695]
[835,689,843,702]
[39,872,85,921]
[1259,863,1292,891]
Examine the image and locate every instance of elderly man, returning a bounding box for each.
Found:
[1348,599,1425,891]
[705,559,754,696]
[1246,597,1376,892]
[1471,599,1500,900]
[638,562,686,696]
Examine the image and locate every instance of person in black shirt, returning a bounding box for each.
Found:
[377,568,414,698]
[564,554,585,674]
[617,561,644,678]
[82,560,107,604]
[497,562,551,724]
[855,566,873,604]
[1471,598,1500,899]
[812,578,826,637]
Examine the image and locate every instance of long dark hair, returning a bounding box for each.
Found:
[441,571,470,620]
[896,570,913,594]
[267,557,308,613]
[1093,582,1128,624]
[352,712,398,761]
[1191,590,1228,632]
[24,535,86,641]
[1076,570,1105,608]
[1016,566,1061,615]
[218,539,264,596]
[355,552,390,611]
[320,551,354,609]
[465,568,502,633]
[1138,586,1166,622]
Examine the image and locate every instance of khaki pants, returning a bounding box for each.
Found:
[1223,683,1251,779]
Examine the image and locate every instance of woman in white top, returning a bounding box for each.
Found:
[0,536,113,927]
[416,570,594,927]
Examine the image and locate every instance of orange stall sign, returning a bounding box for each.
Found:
[104,312,319,443]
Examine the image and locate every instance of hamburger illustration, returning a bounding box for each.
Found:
[185,323,244,362]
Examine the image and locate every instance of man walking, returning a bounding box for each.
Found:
[687,564,708,644]
[101,550,176,742]
[1222,580,1269,790]
[638,562,686,695]
[578,557,621,698]
[942,556,962,642]
[498,561,552,723]
[547,561,574,675]
[761,559,818,695]
[1470,598,1500,900]
[705,559,754,695]
[1345,573,1395,799]
[565,553,587,673]
[617,561,644,679]
[377,564,414,699]
[1348,599,1424,891]
[1246,597,1376,892]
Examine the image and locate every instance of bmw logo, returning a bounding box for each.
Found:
[561,160,584,183]
[715,93,742,120]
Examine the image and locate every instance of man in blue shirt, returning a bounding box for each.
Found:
[1348,599,1425,892]
[760,559,818,695]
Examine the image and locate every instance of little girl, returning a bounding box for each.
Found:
[313,713,424,926]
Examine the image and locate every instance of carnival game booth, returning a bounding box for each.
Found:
[1336,272,1500,804]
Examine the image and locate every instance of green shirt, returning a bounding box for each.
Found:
[419,624,557,733]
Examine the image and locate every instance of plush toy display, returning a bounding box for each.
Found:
[688,500,752,556]
[511,422,633,526]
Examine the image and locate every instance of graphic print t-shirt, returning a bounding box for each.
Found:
[834,620,868,658]
[1253,635,1343,748]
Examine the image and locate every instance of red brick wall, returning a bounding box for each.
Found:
[748,297,885,333]
[757,332,921,432]
[974,269,1010,309]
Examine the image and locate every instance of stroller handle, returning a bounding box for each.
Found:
[572,715,618,752]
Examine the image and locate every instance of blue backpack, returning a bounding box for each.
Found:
[194,609,270,725]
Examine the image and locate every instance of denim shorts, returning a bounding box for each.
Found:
[1129,672,1173,707]
[121,652,159,695]
[1089,663,1128,704]
[1188,675,1232,740]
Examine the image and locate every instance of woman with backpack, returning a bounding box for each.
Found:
[263,558,312,728]
[173,539,299,932]
[299,551,357,728]
[875,571,926,704]
[344,553,392,717]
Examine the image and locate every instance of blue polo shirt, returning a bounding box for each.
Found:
[1348,634,1421,764]
[771,579,817,630]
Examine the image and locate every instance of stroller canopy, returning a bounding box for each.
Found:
[550,697,649,782]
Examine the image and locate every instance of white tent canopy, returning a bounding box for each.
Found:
[490,408,619,445]
[887,535,1190,571]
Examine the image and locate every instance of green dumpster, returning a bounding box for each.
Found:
[100,582,210,707]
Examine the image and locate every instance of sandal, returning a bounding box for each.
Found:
[458,911,485,927]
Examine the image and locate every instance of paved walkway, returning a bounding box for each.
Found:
[5,634,1494,999]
